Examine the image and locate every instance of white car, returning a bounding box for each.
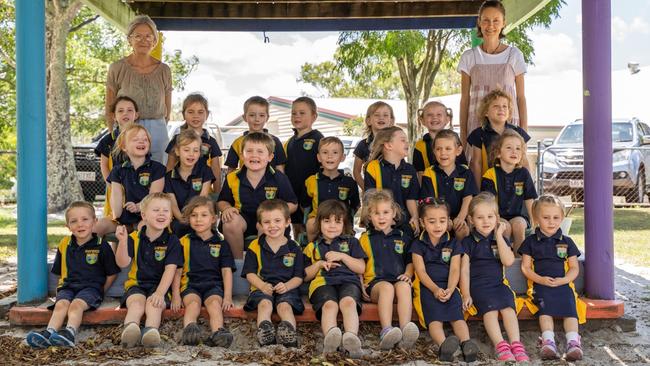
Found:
[337,135,363,176]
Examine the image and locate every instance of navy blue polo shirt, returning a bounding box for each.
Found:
[166,128,222,167]
[218,166,297,237]
[412,132,468,173]
[461,230,512,290]
[302,170,360,219]
[467,122,530,173]
[164,163,215,210]
[224,130,287,169]
[107,157,166,224]
[481,165,538,220]
[303,235,367,297]
[283,129,324,200]
[519,228,581,278]
[353,134,373,162]
[52,234,120,293]
[94,127,127,172]
[360,228,411,286]
[420,164,478,218]
[364,159,420,221]
[179,231,236,291]
[241,235,305,290]
[410,232,462,286]
[123,228,183,291]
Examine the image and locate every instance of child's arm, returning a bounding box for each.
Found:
[150,264,178,309]
[325,251,365,274]
[110,182,124,220]
[470,146,482,188]
[114,225,131,268]
[406,199,419,234]
[99,156,110,182]
[104,274,117,292]
[200,181,212,196]
[412,253,441,295]
[495,222,515,267]
[453,196,472,231]
[353,157,364,190]
[446,255,461,290]
[558,256,580,285]
[149,178,164,194]
[524,198,534,227]
[169,194,183,221]
[304,260,324,282]
[210,158,222,194]
[246,273,274,295]
[166,153,178,172]
[459,254,473,310]
[520,254,555,287]
[170,268,182,311]
[287,202,298,214]
[221,267,233,310]
[274,277,303,294]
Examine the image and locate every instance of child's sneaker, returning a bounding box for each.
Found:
[322,327,342,354]
[379,326,402,350]
[495,340,516,361]
[120,322,141,348]
[141,327,161,347]
[181,322,202,346]
[398,322,419,349]
[565,338,583,361]
[438,335,460,362]
[49,327,75,347]
[256,320,276,346]
[539,337,560,360]
[207,328,234,348]
[342,331,363,359]
[510,341,530,362]
[276,321,298,348]
[26,329,53,349]
[461,339,479,362]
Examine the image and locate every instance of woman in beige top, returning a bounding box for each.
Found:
[105,15,172,164]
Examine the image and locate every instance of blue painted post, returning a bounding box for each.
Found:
[582,0,614,299]
[16,0,48,303]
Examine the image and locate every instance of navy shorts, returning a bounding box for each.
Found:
[50,287,103,310]
[181,282,225,303]
[309,282,362,321]
[121,285,171,308]
[244,289,305,315]
[290,207,304,224]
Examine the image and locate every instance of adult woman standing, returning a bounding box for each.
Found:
[458,0,528,146]
[105,15,171,164]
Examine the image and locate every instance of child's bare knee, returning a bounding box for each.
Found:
[68,299,88,313]
[276,302,292,313]
[322,300,338,313]
[339,297,356,309]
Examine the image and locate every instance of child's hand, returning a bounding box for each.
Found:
[324,251,345,263]
[148,292,166,309]
[453,217,467,232]
[171,294,182,312]
[115,225,128,242]
[261,282,274,296]
[274,282,288,294]
[462,294,473,311]
[440,287,454,302]
[496,221,507,238]
[124,201,139,213]
[435,287,447,301]
[221,207,239,223]
[397,274,412,286]
[541,276,557,287]
[409,217,420,235]
[361,285,371,302]
[321,260,340,271]
[222,297,233,311]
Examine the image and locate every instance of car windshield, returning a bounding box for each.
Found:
[556,122,634,144]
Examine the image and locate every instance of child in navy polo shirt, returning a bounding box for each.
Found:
[26,202,120,348]
[420,130,477,240]
[115,192,183,348]
[164,129,215,237]
[303,200,367,359]
[95,95,138,221]
[410,198,478,362]
[467,89,531,187]
[359,190,419,351]
[353,101,395,189]
[519,195,585,361]
[165,93,222,193]
[95,124,166,236]
[218,132,298,259]
[225,96,287,173]
[241,200,305,347]
[171,196,236,347]
[364,126,420,238]
[304,137,360,242]
[481,130,537,252]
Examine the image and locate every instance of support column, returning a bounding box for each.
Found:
[582,0,614,299]
[16,0,48,303]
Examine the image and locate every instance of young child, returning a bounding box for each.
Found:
[467,89,530,187]
[413,101,467,182]
[460,192,529,362]
[95,96,139,220]
[94,124,166,236]
[26,202,120,348]
[165,93,222,193]
[171,196,236,347]
[303,137,360,242]
[284,97,324,239]
[164,129,215,236]
[353,101,395,189]
[303,200,367,358]
[241,200,305,347]
[359,190,419,350]
[519,195,586,361]
[218,132,298,259]
[115,192,183,348]
[225,96,287,173]
[481,130,537,252]
[420,130,477,240]
[364,126,420,238]
[411,197,478,362]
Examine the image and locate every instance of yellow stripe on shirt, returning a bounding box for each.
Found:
[359,232,375,286]
[180,235,191,292]
[124,231,141,291]
[366,160,383,190]
[57,237,72,288]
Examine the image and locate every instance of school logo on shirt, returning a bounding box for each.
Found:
[515,182,524,196]
[441,247,452,263]
[394,240,405,254]
[401,175,412,188]
[264,187,278,200]
[556,243,568,259]
[454,178,466,191]
[210,244,221,258]
[154,246,167,261]
[139,172,150,186]
[283,253,296,267]
[338,187,349,200]
[85,249,99,265]
[338,241,349,253]
[201,143,210,156]
[303,139,315,151]
[491,244,500,259]
[192,178,203,191]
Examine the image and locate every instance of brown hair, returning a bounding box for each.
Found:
[140,192,172,213]
[111,95,139,114]
[364,101,395,136]
[242,131,275,155]
[64,201,96,223]
[318,136,345,153]
[112,123,152,158]
[182,196,218,222]
[418,101,452,128]
[174,129,202,152]
[478,89,513,125]
[476,0,507,39]
[360,189,403,228]
[181,93,209,124]
[417,196,449,221]
[368,126,404,162]
[292,96,318,115]
[433,129,462,148]
[532,194,565,219]
[468,192,499,218]
[256,199,290,223]
[488,128,526,167]
[314,199,354,237]
[243,95,270,114]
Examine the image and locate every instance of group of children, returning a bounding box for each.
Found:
[25,90,585,362]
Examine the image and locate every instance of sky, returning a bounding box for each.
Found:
[162,0,650,125]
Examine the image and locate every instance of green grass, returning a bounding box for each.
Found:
[0,207,66,262]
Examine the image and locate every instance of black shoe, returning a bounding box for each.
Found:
[181,322,202,346]
[438,335,460,362]
[50,327,75,347]
[26,329,53,349]
[461,339,479,362]
[256,320,276,346]
[207,327,234,348]
[276,321,298,348]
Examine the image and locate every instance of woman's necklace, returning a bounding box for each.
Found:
[481,42,502,54]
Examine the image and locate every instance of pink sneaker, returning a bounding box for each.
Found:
[565,338,583,361]
[538,337,560,360]
[495,340,515,361]
[510,341,530,362]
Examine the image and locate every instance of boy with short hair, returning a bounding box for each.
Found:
[115,192,183,348]
[26,201,120,348]
[241,200,305,347]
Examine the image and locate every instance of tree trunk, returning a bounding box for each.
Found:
[45,0,83,212]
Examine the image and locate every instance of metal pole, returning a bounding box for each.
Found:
[582,0,614,299]
[16,0,48,303]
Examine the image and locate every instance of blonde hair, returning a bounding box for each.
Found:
[360,189,403,228]
[126,15,159,45]
[112,123,152,159]
[367,126,404,163]
[242,131,275,155]
[418,101,453,128]
[183,196,217,222]
[532,194,565,219]
[364,101,395,136]
[468,192,499,219]
[478,89,513,125]
[489,129,526,167]
[64,201,96,223]
[140,192,172,213]
[174,129,202,152]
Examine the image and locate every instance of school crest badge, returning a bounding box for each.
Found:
[85,250,98,265]
[401,175,412,189]
[338,187,349,200]
[394,240,404,254]
[264,187,277,200]
[283,254,295,267]
[338,241,349,253]
[154,246,166,261]
[201,143,210,156]
[441,247,452,263]
[453,178,465,191]
[556,243,568,259]
[491,244,500,259]
[515,182,524,196]
[303,139,315,151]
[192,178,202,191]
[139,173,150,186]
[210,244,221,258]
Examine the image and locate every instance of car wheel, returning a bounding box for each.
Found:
[627,168,645,203]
